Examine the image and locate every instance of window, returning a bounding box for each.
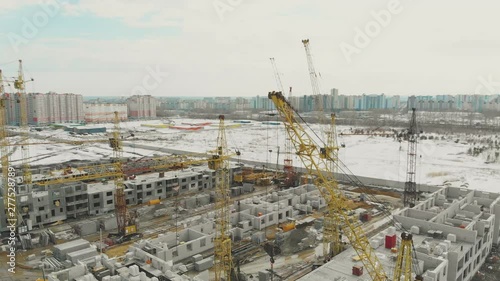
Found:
[200,238,206,247]
[146,191,152,196]
[39,206,45,211]
[182,178,187,183]
[107,200,113,204]
[191,177,196,181]
[157,189,163,193]
[146,184,152,188]
[106,191,112,196]
[94,203,100,207]
[182,185,187,190]
[51,210,55,216]
[173,251,178,257]
[93,194,99,199]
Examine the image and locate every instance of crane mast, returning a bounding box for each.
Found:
[213,115,233,281]
[283,86,295,187]
[110,111,136,236]
[268,91,387,280]
[302,39,342,258]
[269,58,295,187]
[1,70,13,225]
[393,233,420,281]
[270,58,285,93]
[14,60,31,184]
[404,108,418,207]
[302,39,323,112]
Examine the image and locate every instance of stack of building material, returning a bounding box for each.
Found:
[100,216,118,231]
[196,194,210,206]
[194,257,213,271]
[19,234,32,249]
[39,231,50,246]
[54,239,91,261]
[352,265,363,276]
[74,220,98,236]
[67,247,98,264]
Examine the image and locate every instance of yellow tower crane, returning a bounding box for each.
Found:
[14,59,33,185]
[393,232,415,281]
[212,114,233,281]
[268,91,387,280]
[1,70,16,228]
[109,111,137,238]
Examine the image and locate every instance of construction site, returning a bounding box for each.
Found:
[1,39,500,281]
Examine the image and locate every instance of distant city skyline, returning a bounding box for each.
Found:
[1,1,499,97]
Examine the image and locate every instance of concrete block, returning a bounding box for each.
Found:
[410,226,420,234]
[252,232,266,244]
[447,234,456,242]
[101,216,118,229]
[67,247,98,264]
[192,254,203,262]
[194,257,213,271]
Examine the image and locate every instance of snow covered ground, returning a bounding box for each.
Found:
[6,117,500,193]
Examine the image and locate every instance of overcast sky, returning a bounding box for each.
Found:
[0,0,499,97]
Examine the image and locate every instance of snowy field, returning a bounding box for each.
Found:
[6,117,500,193]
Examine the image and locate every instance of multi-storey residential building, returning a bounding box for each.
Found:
[83,103,128,123]
[301,185,500,281]
[0,165,241,232]
[127,95,157,119]
[2,92,84,126]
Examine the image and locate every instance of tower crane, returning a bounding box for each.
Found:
[269,58,296,187]
[14,60,33,185]
[109,111,138,240]
[270,58,285,93]
[393,232,421,281]
[268,91,387,280]
[212,115,234,281]
[302,39,342,258]
[302,39,323,113]
[1,70,14,227]
[404,108,418,207]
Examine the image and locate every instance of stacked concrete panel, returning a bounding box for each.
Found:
[67,247,98,264]
[53,239,90,261]
[74,220,98,236]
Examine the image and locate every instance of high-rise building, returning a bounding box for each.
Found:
[84,103,128,123]
[3,92,84,126]
[127,95,157,119]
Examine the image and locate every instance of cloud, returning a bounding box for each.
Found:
[0,0,43,14]
[1,0,500,97]
[61,0,184,27]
